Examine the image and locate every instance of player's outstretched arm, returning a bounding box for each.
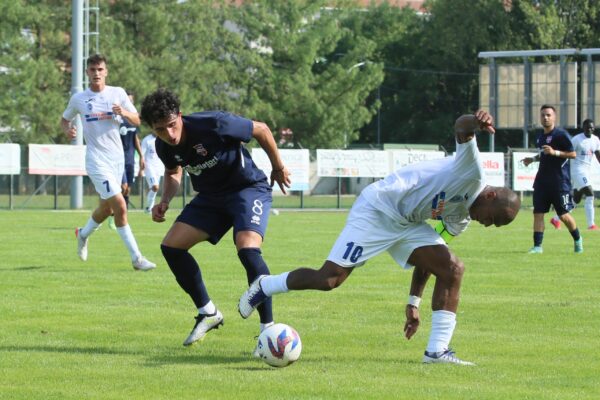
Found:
[153,166,181,223]
[252,121,291,194]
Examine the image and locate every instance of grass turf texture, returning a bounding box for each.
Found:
[0,207,599,399]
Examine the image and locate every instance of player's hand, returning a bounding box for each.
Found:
[474,109,495,134]
[152,201,169,223]
[541,145,554,155]
[403,305,420,340]
[66,125,77,140]
[521,157,534,166]
[112,103,123,116]
[270,166,292,195]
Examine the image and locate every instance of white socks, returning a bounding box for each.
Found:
[260,322,274,332]
[80,217,101,238]
[585,196,595,227]
[116,224,142,261]
[260,272,290,296]
[198,300,216,315]
[426,310,457,353]
[147,190,157,209]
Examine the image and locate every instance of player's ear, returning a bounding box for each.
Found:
[484,190,497,200]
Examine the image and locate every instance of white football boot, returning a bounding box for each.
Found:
[423,349,475,366]
[75,228,88,261]
[238,275,268,319]
[132,256,156,271]
[183,310,224,346]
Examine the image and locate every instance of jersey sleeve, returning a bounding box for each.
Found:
[558,131,574,151]
[217,112,253,143]
[62,95,79,121]
[119,87,138,114]
[443,218,471,237]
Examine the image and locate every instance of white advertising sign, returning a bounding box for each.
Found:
[390,150,446,170]
[513,152,538,191]
[317,150,389,177]
[480,152,505,187]
[0,144,21,175]
[252,148,310,191]
[28,144,87,176]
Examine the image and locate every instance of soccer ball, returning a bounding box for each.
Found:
[256,323,302,367]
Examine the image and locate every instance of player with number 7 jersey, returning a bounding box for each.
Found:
[239,110,521,365]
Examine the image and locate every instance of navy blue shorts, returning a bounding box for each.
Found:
[176,184,273,245]
[533,185,574,215]
[121,163,135,185]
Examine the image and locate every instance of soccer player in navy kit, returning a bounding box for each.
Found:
[140,89,291,348]
[522,105,583,254]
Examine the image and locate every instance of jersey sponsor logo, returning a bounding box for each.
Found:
[193,143,208,156]
[431,191,446,220]
[84,112,114,122]
[184,155,218,176]
[448,194,465,203]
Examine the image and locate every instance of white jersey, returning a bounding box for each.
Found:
[360,138,486,236]
[141,134,165,176]
[571,132,600,180]
[62,86,136,168]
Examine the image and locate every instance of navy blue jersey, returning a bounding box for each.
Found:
[119,120,139,166]
[156,111,268,195]
[533,127,573,191]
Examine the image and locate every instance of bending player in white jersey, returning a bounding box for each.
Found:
[239,110,521,365]
[570,119,600,230]
[60,54,155,271]
[140,133,165,213]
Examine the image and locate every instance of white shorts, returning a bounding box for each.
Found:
[326,196,445,269]
[144,169,162,188]
[87,160,124,200]
[571,171,592,191]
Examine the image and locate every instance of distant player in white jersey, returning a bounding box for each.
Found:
[140,133,165,213]
[60,54,156,271]
[239,110,521,365]
[570,119,600,230]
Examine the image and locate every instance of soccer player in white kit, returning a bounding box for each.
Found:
[239,110,521,365]
[60,54,156,271]
[570,119,600,230]
[140,133,165,213]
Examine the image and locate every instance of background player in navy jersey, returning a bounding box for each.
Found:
[140,88,291,349]
[522,105,583,254]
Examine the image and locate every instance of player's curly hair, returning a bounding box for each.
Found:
[140,88,181,127]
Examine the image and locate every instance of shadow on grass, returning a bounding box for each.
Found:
[0,344,251,366]
[2,266,47,271]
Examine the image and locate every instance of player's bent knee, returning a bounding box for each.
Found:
[319,262,350,290]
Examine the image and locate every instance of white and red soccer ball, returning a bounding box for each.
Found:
[256,323,302,367]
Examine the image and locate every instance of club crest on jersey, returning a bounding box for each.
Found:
[193,144,208,156]
[431,191,446,220]
[545,136,553,144]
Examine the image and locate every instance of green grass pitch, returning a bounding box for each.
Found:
[0,207,599,399]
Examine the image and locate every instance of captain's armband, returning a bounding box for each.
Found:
[434,220,455,244]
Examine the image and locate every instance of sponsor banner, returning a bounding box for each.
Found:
[480,152,505,187]
[252,148,310,191]
[317,149,389,177]
[28,144,86,176]
[0,144,21,175]
[390,150,446,170]
[513,152,538,191]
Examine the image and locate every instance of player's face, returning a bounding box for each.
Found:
[152,113,183,146]
[584,122,595,137]
[86,62,107,88]
[470,203,515,228]
[540,108,556,130]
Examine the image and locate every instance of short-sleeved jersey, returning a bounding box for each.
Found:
[62,86,136,166]
[141,134,165,176]
[570,132,600,176]
[533,127,573,191]
[360,138,486,236]
[155,111,268,195]
[119,120,139,165]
